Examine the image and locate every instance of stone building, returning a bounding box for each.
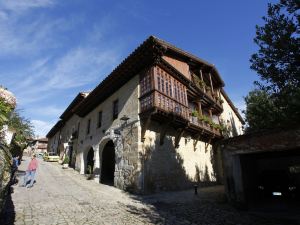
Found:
[47,36,244,193]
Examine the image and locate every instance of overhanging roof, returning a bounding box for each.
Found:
[60,92,89,121]
[76,36,226,117]
[46,120,64,138]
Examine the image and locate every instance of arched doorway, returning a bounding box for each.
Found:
[101,140,115,185]
[86,147,94,174]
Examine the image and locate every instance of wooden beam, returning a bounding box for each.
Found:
[199,69,206,93]
[205,138,212,153]
[193,133,201,151]
[209,73,214,94]
[197,101,202,116]
[174,128,185,149]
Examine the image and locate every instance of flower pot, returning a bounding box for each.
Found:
[62,164,68,169]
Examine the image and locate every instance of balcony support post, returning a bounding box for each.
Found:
[199,69,206,93]
[209,72,214,94]
[205,138,212,153]
[197,101,202,116]
[174,127,186,149]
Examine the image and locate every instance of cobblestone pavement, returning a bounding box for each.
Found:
[1,156,300,225]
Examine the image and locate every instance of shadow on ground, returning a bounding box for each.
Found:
[0,187,15,225]
[123,187,300,225]
[0,170,26,225]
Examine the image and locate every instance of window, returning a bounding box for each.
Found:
[169,80,172,97]
[157,75,161,91]
[86,119,91,135]
[98,111,102,128]
[113,99,118,120]
[161,74,164,93]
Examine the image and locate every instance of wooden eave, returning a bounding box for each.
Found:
[46,120,64,138]
[60,92,89,121]
[76,37,159,117]
[152,36,225,87]
[75,36,226,117]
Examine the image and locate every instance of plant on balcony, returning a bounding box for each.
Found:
[201,115,213,126]
[190,110,199,123]
[192,74,208,90]
[191,110,199,117]
[198,114,204,121]
[215,96,224,105]
[198,80,206,89]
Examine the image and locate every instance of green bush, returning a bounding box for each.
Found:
[63,156,69,164]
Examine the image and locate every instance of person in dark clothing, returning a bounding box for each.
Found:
[11,156,19,185]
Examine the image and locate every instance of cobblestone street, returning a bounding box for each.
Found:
[1,156,299,225]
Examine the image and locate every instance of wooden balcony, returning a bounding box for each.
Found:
[140,90,189,121]
[191,73,223,109]
[140,91,222,139]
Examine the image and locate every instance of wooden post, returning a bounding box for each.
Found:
[197,101,202,116]
[209,72,214,94]
[199,69,206,93]
[209,108,213,119]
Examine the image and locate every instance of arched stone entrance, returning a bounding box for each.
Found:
[86,147,94,174]
[101,140,115,185]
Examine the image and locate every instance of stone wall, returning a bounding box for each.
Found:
[0,143,12,213]
[141,121,218,193]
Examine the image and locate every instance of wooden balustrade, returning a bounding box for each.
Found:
[189,115,221,136]
[140,91,189,120]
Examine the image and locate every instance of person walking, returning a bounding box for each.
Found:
[11,155,20,185]
[22,154,38,188]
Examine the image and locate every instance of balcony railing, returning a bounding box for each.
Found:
[189,116,221,137]
[191,74,223,107]
[140,91,222,137]
[140,91,189,120]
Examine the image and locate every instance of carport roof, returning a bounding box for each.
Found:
[220,127,300,155]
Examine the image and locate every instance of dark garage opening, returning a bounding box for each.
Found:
[101,140,115,185]
[240,149,300,207]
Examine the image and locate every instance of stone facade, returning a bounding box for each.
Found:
[47,36,244,194]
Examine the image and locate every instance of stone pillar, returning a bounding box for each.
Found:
[94,146,100,183]
[79,152,85,174]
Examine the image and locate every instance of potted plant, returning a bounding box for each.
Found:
[86,165,94,180]
[191,110,199,123]
[62,156,69,169]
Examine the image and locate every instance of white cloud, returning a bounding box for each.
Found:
[0,16,68,57]
[31,119,55,137]
[13,46,119,105]
[28,105,64,117]
[0,0,55,12]
[233,99,246,116]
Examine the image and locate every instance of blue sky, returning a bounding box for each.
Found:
[0,0,276,137]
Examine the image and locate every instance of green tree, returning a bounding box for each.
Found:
[245,0,300,132]
[8,110,34,142]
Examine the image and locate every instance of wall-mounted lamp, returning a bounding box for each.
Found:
[120,115,130,127]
